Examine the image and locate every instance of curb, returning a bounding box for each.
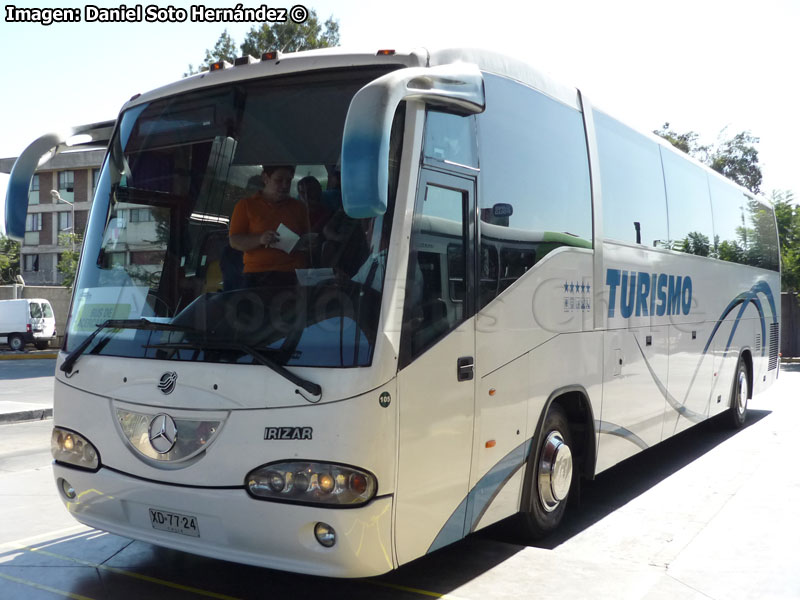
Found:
[0,407,53,424]
[0,353,58,361]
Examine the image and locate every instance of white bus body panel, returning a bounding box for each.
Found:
[597,242,780,473]
[53,372,397,489]
[53,465,395,578]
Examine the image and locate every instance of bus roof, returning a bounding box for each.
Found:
[123,47,580,113]
[119,46,770,210]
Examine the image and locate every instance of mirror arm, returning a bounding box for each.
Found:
[341,63,485,219]
[3,120,114,240]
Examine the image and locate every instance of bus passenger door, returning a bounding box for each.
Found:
[395,169,476,565]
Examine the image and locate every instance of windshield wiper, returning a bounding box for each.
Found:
[60,318,198,375]
[143,340,322,399]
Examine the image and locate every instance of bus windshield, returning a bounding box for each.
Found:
[67,67,403,368]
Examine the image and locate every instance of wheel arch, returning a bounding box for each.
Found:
[520,385,596,513]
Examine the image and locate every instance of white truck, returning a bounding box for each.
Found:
[0,298,57,350]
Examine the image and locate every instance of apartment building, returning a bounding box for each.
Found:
[0,149,104,285]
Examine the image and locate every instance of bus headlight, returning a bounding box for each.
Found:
[51,427,100,471]
[246,461,377,506]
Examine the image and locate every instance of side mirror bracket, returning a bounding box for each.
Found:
[341,63,485,218]
[3,120,114,240]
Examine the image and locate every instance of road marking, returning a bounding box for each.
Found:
[369,580,471,599]
[0,525,88,551]
[0,571,96,600]
[3,527,465,600]
[21,544,243,600]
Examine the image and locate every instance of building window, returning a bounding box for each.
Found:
[92,168,100,194]
[129,208,154,222]
[29,174,40,206]
[25,213,42,232]
[58,171,75,192]
[23,254,39,272]
[58,211,73,232]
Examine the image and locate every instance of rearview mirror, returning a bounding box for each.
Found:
[341,63,485,219]
[2,120,114,240]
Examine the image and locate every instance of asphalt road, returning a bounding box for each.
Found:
[0,365,798,599]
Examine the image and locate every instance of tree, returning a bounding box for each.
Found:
[709,130,762,195]
[654,124,761,195]
[0,236,21,284]
[241,10,339,56]
[57,232,82,288]
[654,123,709,160]
[185,10,339,76]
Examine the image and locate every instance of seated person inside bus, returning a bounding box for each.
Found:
[229,165,310,287]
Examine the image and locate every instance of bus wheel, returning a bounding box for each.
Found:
[727,358,749,429]
[520,404,573,538]
[8,334,25,352]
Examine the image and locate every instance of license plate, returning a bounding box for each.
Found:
[149,508,200,537]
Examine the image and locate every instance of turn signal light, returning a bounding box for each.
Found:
[377,49,396,56]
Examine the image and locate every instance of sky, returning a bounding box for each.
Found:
[1,0,798,199]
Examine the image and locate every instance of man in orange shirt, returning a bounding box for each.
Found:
[229,165,309,287]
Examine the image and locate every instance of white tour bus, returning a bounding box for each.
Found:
[3,47,780,577]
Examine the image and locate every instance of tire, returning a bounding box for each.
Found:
[518,404,574,538]
[727,357,749,429]
[8,334,25,352]
[34,341,50,350]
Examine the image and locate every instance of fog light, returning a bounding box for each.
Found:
[314,522,336,548]
[59,478,76,500]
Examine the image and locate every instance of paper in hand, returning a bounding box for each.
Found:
[273,223,300,253]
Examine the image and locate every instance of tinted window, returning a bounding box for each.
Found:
[709,175,747,265]
[661,148,714,256]
[424,111,478,168]
[402,179,468,363]
[476,74,592,307]
[708,176,779,271]
[742,197,779,271]
[594,111,668,247]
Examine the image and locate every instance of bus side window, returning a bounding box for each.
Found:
[476,73,592,308]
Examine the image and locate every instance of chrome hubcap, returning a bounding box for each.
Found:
[736,370,748,416]
[538,431,573,512]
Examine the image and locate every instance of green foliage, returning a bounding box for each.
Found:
[57,232,82,288]
[715,238,745,264]
[654,123,709,160]
[709,130,762,195]
[241,10,339,56]
[185,11,339,76]
[0,236,21,284]
[680,231,711,257]
[742,198,780,270]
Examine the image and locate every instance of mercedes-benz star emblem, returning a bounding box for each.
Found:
[158,371,178,395]
[148,413,178,454]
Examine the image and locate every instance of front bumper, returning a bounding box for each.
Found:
[53,464,395,578]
